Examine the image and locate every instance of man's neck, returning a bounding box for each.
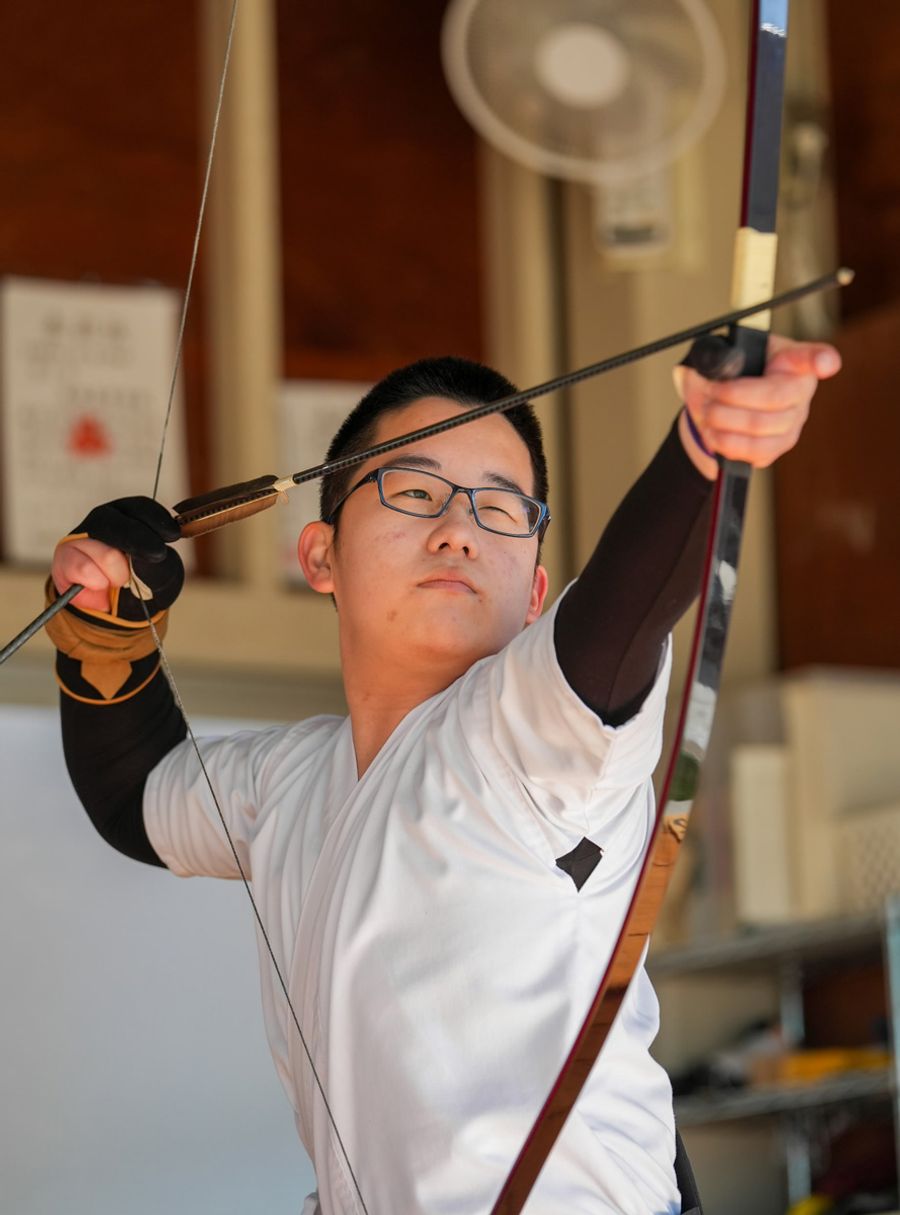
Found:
[343,655,467,779]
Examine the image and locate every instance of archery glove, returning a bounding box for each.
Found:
[64,496,185,618]
[47,496,184,704]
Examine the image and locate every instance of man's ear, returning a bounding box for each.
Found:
[525,563,549,625]
[297,521,336,595]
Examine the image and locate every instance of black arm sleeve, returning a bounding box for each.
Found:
[554,418,715,726]
[60,653,186,867]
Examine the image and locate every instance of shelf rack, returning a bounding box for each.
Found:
[648,899,900,1205]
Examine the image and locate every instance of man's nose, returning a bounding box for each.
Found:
[426,492,480,553]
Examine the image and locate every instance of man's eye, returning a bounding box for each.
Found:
[477,493,520,519]
[399,486,433,500]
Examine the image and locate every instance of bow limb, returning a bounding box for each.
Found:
[489,5,790,1212]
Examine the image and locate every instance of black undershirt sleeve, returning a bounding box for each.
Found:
[554,418,715,726]
[60,654,186,867]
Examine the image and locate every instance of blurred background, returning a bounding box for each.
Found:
[1,2,899,1212]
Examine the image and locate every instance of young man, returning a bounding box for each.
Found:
[49,339,839,1214]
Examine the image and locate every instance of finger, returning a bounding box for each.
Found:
[701,424,804,468]
[692,370,817,411]
[719,370,815,407]
[53,538,131,593]
[766,335,842,379]
[702,398,809,439]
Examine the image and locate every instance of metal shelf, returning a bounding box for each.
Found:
[650,901,900,1205]
[674,1067,894,1127]
[649,908,885,978]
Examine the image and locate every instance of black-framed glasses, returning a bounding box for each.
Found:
[325,466,551,538]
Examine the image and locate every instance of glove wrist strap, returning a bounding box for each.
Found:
[44,577,169,702]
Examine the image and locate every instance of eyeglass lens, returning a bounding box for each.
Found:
[380,468,540,535]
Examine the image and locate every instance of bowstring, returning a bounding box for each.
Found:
[150,0,235,503]
[133,579,367,1213]
[138,4,369,1209]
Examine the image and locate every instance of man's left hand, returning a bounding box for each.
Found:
[674,335,842,476]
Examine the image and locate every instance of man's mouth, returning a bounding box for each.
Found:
[418,572,477,594]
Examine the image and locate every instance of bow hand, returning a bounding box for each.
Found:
[675,333,842,474]
[52,497,184,616]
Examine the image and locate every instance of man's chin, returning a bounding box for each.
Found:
[407,621,509,673]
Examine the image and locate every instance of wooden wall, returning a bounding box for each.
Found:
[276,0,483,382]
[774,302,900,668]
[0,0,481,532]
[825,3,900,322]
[0,1,210,508]
[774,2,900,670]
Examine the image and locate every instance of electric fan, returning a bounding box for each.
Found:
[441,0,726,251]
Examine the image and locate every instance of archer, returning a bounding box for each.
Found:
[48,340,837,1213]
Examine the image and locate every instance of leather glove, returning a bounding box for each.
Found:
[47,497,184,703]
[63,496,185,620]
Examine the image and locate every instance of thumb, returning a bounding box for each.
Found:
[767,336,842,379]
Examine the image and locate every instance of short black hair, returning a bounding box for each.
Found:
[319,356,549,528]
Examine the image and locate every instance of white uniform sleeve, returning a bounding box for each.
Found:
[465,588,672,836]
[142,723,299,878]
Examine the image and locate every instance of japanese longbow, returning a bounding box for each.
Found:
[490,1,791,1209]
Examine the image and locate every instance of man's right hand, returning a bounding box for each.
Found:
[52,497,185,617]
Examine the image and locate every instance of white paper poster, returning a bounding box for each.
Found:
[277,380,370,583]
[1,277,190,563]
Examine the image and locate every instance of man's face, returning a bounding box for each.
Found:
[299,397,549,679]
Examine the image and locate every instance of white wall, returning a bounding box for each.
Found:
[2,705,315,1215]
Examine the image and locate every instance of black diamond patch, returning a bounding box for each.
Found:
[555,837,604,891]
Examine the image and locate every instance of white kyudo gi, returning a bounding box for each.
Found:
[144,593,679,1215]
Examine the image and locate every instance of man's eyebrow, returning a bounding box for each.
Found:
[386,453,530,497]
[384,453,442,472]
[484,471,529,496]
